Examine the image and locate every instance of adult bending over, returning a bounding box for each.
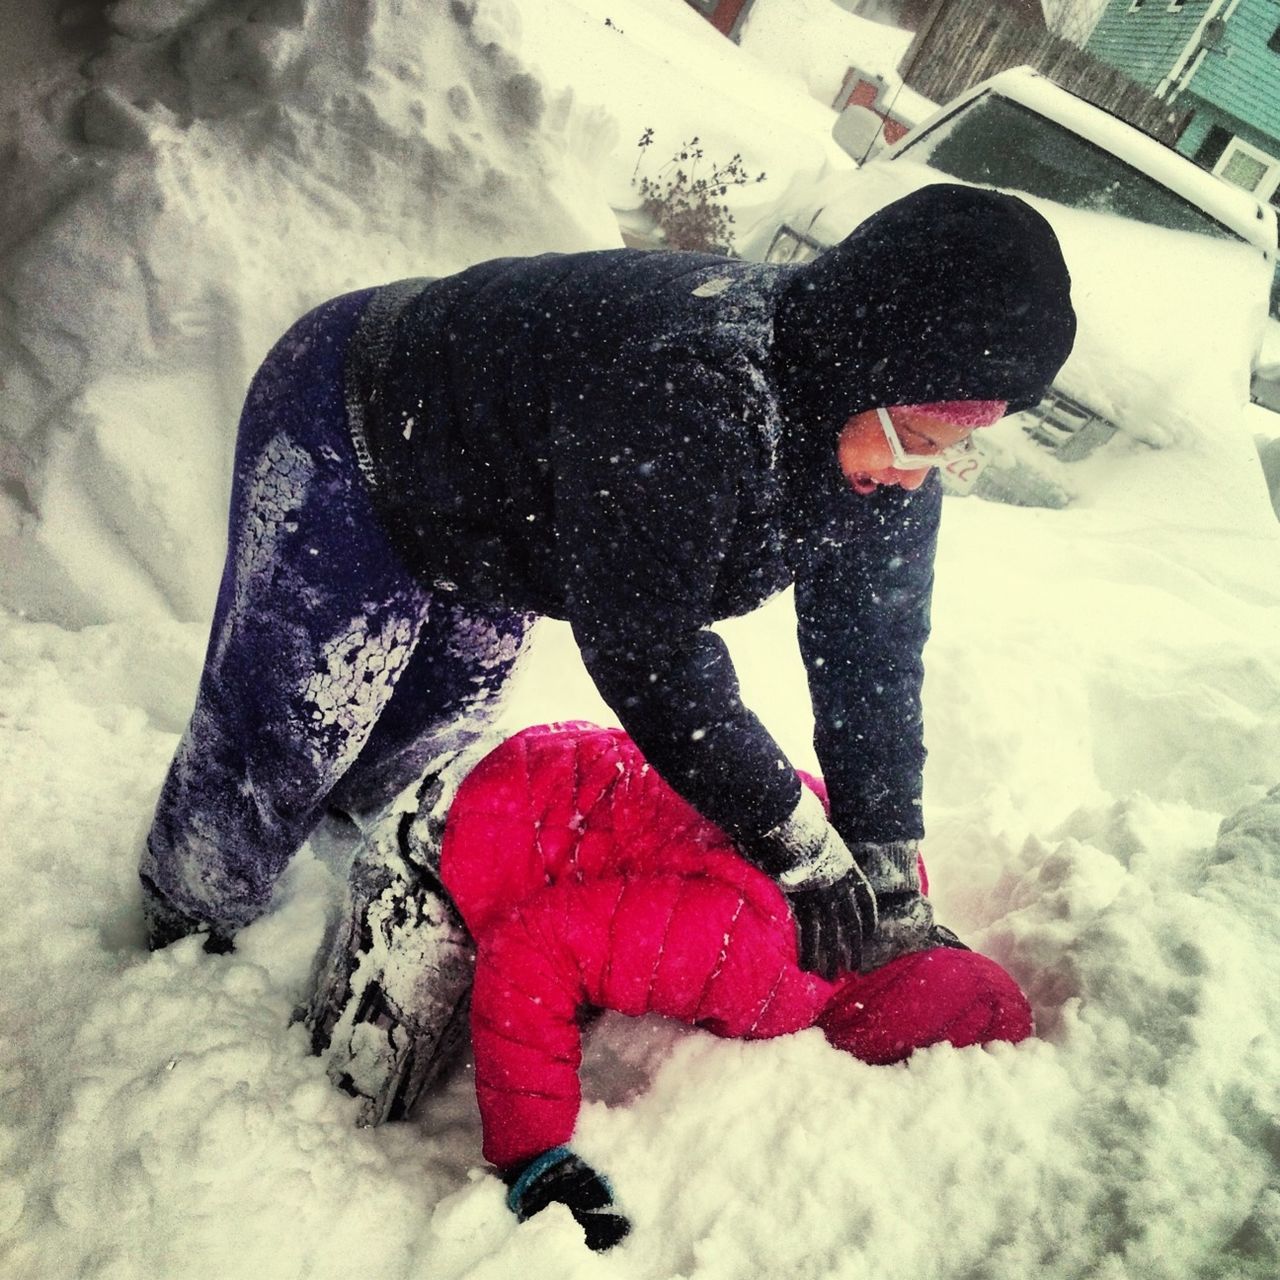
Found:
[141,184,1075,1120]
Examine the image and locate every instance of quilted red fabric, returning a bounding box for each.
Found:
[440,723,1032,1168]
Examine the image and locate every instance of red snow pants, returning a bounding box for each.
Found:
[440,723,1032,1168]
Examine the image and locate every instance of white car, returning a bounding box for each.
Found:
[744,67,1279,509]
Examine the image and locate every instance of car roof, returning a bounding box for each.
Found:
[887,66,1277,260]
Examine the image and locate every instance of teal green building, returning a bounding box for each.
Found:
[1086,0,1280,208]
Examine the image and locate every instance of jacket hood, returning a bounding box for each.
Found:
[771,184,1077,447]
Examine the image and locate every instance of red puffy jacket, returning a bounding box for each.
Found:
[440,723,1031,1169]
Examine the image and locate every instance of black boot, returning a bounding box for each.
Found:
[303,768,476,1125]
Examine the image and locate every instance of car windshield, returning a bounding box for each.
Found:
[900,94,1246,243]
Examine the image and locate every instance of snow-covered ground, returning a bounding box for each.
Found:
[3,2,1280,1277]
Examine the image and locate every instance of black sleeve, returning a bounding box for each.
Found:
[792,475,942,845]
[554,356,802,845]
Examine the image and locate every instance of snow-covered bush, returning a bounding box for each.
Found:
[632,129,765,253]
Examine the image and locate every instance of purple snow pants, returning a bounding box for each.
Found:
[143,290,533,931]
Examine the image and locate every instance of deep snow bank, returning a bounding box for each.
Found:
[0,0,619,628]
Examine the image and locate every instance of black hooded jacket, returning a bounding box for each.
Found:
[353,185,1075,858]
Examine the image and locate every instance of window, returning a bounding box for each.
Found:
[1167,0,1187,11]
[1128,0,1145,11]
[1212,136,1280,200]
[897,95,1247,240]
[1221,150,1269,190]
[1268,24,1280,54]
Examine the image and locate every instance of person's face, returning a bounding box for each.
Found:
[836,405,982,494]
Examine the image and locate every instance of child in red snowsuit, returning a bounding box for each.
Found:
[439,722,1032,1250]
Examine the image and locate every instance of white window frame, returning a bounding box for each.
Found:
[1212,135,1280,200]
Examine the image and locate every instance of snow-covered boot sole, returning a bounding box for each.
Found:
[303,806,476,1126]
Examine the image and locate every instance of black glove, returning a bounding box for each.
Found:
[140,872,234,954]
[754,788,877,980]
[848,841,969,971]
[784,872,877,980]
[502,1147,631,1252]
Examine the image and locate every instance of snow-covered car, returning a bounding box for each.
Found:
[743,67,1279,509]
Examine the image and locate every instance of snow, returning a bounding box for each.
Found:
[1,0,620,626]
[3,1,1280,1277]
[516,0,859,237]
[737,0,913,110]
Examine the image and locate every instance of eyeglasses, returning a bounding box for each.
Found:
[875,407,979,471]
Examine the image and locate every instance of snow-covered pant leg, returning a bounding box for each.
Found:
[327,596,534,822]
[143,288,533,935]
[142,288,438,932]
[472,874,831,1169]
[303,807,478,1125]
